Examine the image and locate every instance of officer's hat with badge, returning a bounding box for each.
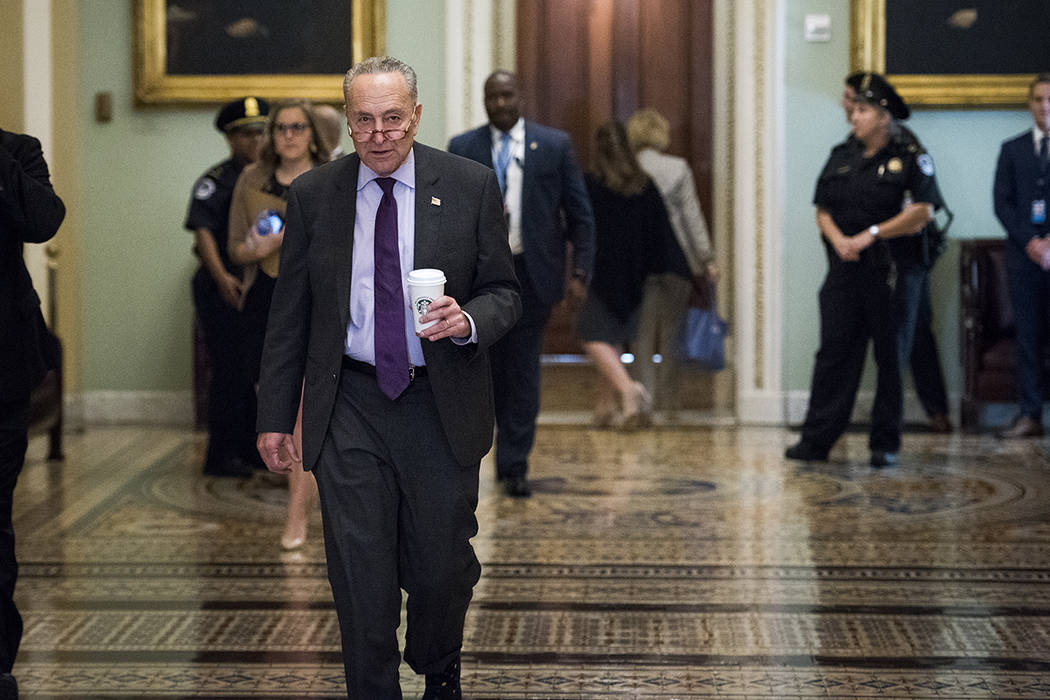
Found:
[847,72,910,121]
[215,96,270,133]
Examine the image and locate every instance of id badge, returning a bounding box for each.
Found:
[1033,199,1046,224]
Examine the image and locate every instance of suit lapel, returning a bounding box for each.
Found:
[521,121,535,202]
[333,155,361,329]
[475,125,494,168]
[413,145,444,269]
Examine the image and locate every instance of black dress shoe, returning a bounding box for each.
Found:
[996,414,1044,439]
[502,475,532,498]
[0,672,17,700]
[870,450,899,468]
[422,657,461,699]
[784,441,829,462]
[928,414,953,433]
[203,457,255,478]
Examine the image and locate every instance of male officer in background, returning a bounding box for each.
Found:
[184,97,269,476]
[256,57,520,697]
[0,127,65,699]
[994,73,1050,438]
[448,69,595,497]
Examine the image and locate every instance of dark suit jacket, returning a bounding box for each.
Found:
[0,129,65,398]
[255,143,521,467]
[994,129,1050,267]
[448,121,595,305]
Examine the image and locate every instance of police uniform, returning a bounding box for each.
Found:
[795,74,942,462]
[184,97,269,476]
[886,126,951,428]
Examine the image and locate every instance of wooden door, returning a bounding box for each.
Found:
[516,0,714,353]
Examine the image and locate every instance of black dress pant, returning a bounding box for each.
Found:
[1006,257,1050,420]
[893,262,949,418]
[239,272,276,391]
[314,368,481,698]
[801,263,902,453]
[0,396,29,674]
[490,255,553,479]
[192,270,258,472]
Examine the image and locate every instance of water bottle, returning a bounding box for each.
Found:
[256,209,282,236]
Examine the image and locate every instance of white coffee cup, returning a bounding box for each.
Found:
[406,268,447,333]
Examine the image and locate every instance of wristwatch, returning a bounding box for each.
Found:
[868,224,880,237]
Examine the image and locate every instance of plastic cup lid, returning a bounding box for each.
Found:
[407,268,446,285]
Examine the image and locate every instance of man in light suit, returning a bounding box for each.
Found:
[448,70,595,497]
[994,72,1050,438]
[255,57,521,698]
[0,127,65,699]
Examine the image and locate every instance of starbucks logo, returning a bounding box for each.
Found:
[415,297,432,317]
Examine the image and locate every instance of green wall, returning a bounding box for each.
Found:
[75,0,1038,412]
[76,1,446,393]
[782,0,1034,398]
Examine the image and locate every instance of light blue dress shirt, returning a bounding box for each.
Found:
[345,152,426,366]
[344,150,476,367]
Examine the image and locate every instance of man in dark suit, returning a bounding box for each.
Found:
[448,70,594,497]
[255,57,520,698]
[0,128,66,699]
[993,72,1050,438]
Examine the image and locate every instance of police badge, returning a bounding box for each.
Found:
[194,177,217,200]
[917,153,935,176]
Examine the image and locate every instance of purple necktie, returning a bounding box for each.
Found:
[373,177,410,400]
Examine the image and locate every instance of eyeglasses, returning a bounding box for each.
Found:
[275,122,309,135]
[347,114,417,142]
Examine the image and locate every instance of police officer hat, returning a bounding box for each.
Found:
[846,72,909,121]
[215,96,270,133]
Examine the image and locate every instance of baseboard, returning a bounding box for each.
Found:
[69,391,195,427]
[783,389,958,428]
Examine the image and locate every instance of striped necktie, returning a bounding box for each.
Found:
[495,131,512,194]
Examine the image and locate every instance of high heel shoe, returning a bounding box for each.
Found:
[280,524,307,551]
[619,382,652,430]
[593,395,620,428]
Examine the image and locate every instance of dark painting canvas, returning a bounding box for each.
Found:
[165,0,353,76]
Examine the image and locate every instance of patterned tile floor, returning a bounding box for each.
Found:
[11,422,1050,697]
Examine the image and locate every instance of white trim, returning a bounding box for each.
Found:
[730,0,786,424]
[22,0,51,152]
[781,390,958,427]
[77,391,195,427]
[445,0,506,140]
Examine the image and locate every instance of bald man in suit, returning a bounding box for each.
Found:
[448,69,594,497]
[256,57,520,698]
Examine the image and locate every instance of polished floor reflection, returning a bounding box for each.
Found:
[12,422,1050,698]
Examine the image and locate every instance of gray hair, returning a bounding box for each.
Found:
[343,56,418,104]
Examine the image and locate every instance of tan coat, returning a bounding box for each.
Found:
[228,162,287,290]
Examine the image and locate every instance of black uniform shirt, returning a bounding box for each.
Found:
[184,157,244,272]
[813,135,943,266]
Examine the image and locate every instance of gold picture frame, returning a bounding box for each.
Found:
[850,0,1032,107]
[133,0,385,105]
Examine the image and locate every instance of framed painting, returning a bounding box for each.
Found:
[133,0,385,104]
[851,0,1050,106]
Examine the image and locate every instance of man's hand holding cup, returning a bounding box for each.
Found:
[407,268,469,341]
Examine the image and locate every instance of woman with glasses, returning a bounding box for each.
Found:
[228,99,331,550]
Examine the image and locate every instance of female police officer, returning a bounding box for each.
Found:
[786,73,943,467]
